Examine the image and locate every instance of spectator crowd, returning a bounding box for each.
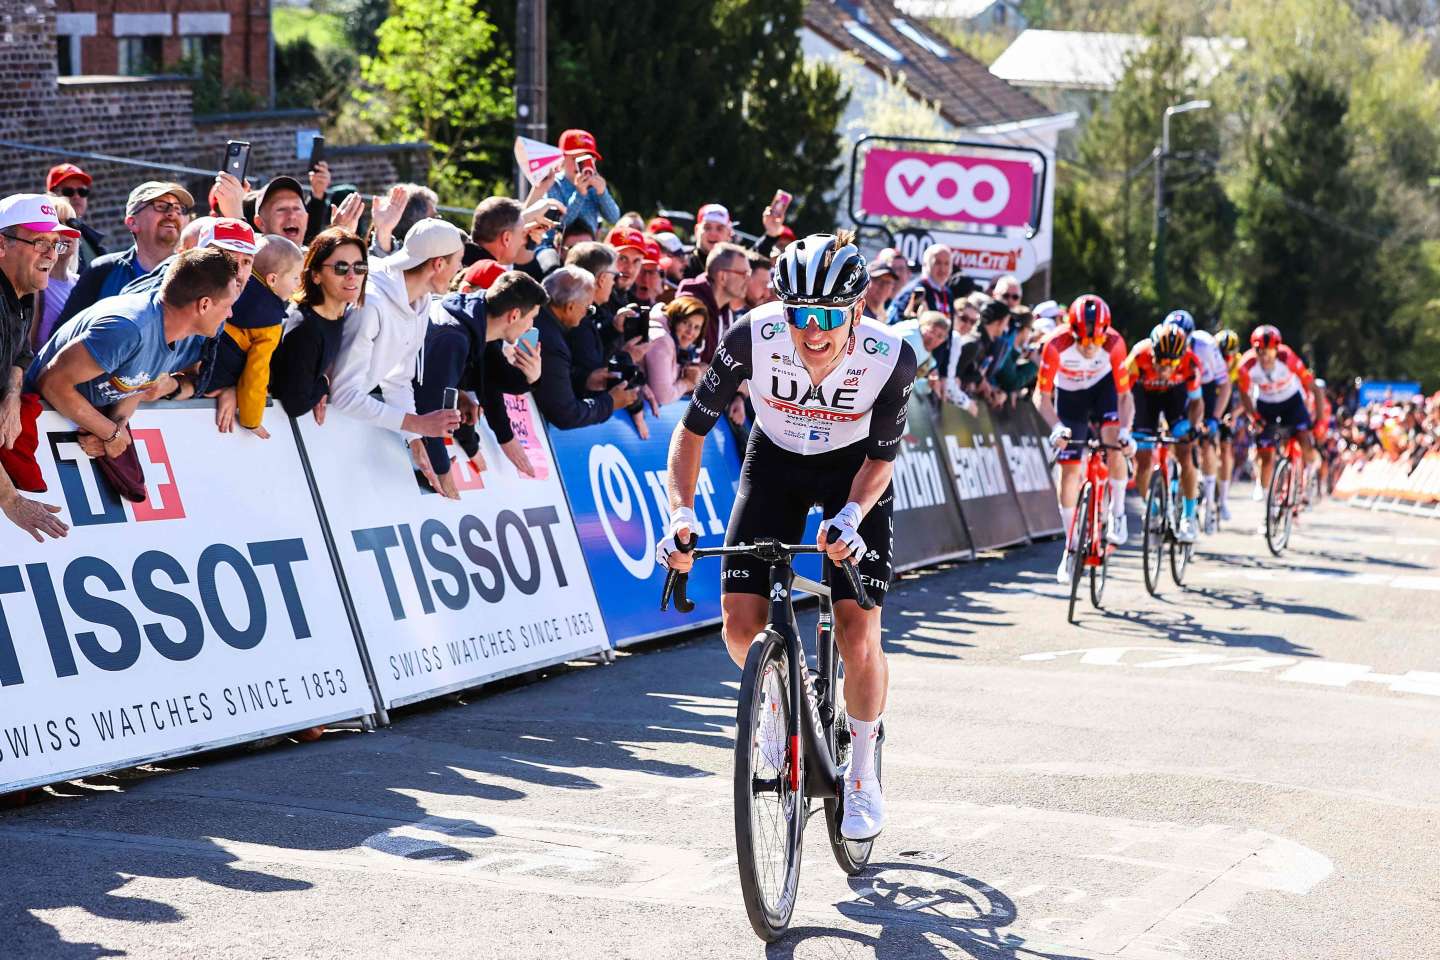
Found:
[0,129,1087,544]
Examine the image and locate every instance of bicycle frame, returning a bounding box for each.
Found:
[1076,439,1112,569]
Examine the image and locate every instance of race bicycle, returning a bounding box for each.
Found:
[1138,432,1192,595]
[1265,426,1309,556]
[662,531,878,942]
[1062,433,1127,623]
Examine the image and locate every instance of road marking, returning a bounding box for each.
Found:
[1200,568,1440,591]
[1021,647,1440,697]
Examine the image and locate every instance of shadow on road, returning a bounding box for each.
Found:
[1086,604,1318,658]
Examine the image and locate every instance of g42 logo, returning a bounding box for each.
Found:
[863,337,891,356]
[48,429,185,526]
[759,321,787,341]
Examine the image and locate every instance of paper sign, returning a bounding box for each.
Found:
[514,137,564,186]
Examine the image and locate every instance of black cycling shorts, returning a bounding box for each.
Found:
[723,429,893,606]
[1133,383,1191,436]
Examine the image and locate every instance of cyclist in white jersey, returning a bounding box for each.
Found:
[657,231,917,842]
[1164,310,1231,532]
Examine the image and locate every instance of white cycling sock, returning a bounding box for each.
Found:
[1218,480,1230,504]
[1109,479,1126,519]
[1060,505,1076,548]
[1202,476,1216,506]
[848,714,881,783]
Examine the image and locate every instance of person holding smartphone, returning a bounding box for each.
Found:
[544,129,621,236]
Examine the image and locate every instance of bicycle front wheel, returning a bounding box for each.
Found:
[734,631,804,942]
[1090,482,1111,609]
[1068,482,1093,623]
[1170,526,1192,586]
[1142,472,1166,596]
[1266,459,1293,556]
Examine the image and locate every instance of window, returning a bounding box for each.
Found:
[181,34,223,75]
[844,21,904,63]
[890,19,951,59]
[118,36,163,76]
[56,35,79,76]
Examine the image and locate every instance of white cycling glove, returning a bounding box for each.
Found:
[822,501,866,562]
[1116,426,1136,455]
[1049,422,1072,446]
[656,506,700,568]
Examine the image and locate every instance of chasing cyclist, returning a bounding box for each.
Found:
[1235,325,1322,501]
[656,231,916,843]
[1034,294,1134,584]
[1214,329,1243,521]
[1124,321,1204,542]
[1164,310,1232,533]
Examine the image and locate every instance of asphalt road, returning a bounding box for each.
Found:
[6,494,1439,959]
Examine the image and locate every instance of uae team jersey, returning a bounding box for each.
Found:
[1036,328,1131,393]
[1236,346,1313,403]
[684,304,918,459]
[1189,330,1228,385]
[1123,339,1202,394]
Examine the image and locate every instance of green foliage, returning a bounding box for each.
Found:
[274,36,358,116]
[920,20,1012,66]
[273,6,349,50]
[359,0,514,205]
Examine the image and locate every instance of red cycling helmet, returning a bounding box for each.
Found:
[1251,324,1283,350]
[1067,294,1112,342]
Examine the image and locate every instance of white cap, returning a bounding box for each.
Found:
[383,218,465,271]
[652,231,685,254]
[0,193,81,238]
[1032,299,1064,319]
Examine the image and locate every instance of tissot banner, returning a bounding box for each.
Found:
[892,390,975,568]
[298,402,608,708]
[932,403,1030,550]
[0,404,373,792]
[547,401,743,646]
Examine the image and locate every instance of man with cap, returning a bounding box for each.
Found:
[46,163,106,271]
[545,129,620,235]
[122,216,258,297]
[57,181,194,327]
[328,219,465,482]
[250,175,365,250]
[862,258,898,321]
[0,195,78,541]
[683,203,734,280]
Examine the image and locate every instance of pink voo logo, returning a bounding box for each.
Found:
[860,148,1035,228]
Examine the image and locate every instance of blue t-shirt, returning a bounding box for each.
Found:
[26,290,207,408]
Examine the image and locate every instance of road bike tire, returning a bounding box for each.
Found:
[1170,525,1192,586]
[1265,459,1293,557]
[1090,482,1111,609]
[1142,471,1167,596]
[734,631,804,942]
[1068,482,1092,623]
[823,634,880,875]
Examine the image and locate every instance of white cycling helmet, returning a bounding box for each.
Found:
[772,233,869,306]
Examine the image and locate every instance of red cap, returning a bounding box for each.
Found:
[646,216,676,236]
[605,226,647,253]
[641,238,662,266]
[558,129,602,160]
[778,225,796,242]
[47,163,92,192]
[463,260,508,291]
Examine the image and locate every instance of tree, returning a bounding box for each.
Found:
[359,0,514,203]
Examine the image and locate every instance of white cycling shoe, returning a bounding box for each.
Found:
[757,691,787,772]
[1107,513,1128,545]
[841,775,885,841]
[1056,550,1074,584]
[1177,516,1198,543]
[1218,500,1233,522]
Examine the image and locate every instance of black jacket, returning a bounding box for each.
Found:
[533,307,614,430]
[0,268,34,383]
[270,304,346,418]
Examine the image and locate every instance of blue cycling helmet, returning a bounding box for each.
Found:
[1164,309,1195,337]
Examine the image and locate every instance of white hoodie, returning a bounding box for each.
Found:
[327,261,430,438]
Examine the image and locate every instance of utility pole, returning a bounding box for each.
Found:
[1153,99,1210,308]
[514,0,548,197]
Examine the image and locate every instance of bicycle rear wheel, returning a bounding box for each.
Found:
[1090,482,1111,609]
[823,646,881,875]
[734,631,803,942]
[1265,459,1293,556]
[1142,472,1166,596]
[1068,482,1093,623]
[1170,528,1192,586]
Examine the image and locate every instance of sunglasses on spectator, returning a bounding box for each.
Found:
[145,200,190,216]
[2,233,70,256]
[783,303,852,331]
[57,187,90,198]
[323,260,368,276]
[1000,292,1021,302]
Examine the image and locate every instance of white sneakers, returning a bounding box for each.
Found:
[1107,513,1128,545]
[1177,516,1198,543]
[1056,549,1074,584]
[841,775,885,841]
[757,691,787,772]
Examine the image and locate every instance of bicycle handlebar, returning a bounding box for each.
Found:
[660,530,875,613]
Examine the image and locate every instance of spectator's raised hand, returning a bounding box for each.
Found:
[408,439,445,496]
[408,407,461,437]
[500,437,535,478]
[609,380,639,410]
[211,172,250,219]
[511,339,543,384]
[371,183,408,252]
[308,160,332,200]
[586,171,608,196]
[312,395,327,425]
[2,493,68,543]
[761,202,786,238]
[330,191,365,234]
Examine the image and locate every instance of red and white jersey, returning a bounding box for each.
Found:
[1037,328,1131,393]
[1237,346,1313,403]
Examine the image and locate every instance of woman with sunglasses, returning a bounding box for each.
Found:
[269,228,368,423]
[656,230,917,844]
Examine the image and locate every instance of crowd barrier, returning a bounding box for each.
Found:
[1,389,1058,793]
[1332,452,1440,517]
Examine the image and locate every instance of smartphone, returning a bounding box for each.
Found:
[576,154,597,177]
[308,135,326,172]
[442,387,459,410]
[223,140,251,183]
[517,328,541,352]
[770,189,793,220]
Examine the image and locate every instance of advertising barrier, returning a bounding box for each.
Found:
[298,401,609,709]
[1334,453,1440,513]
[0,404,375,793]
[995,403,1063,539]
[893,390,975,568]
[547,401,743,647]
[932,403,1030,550]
